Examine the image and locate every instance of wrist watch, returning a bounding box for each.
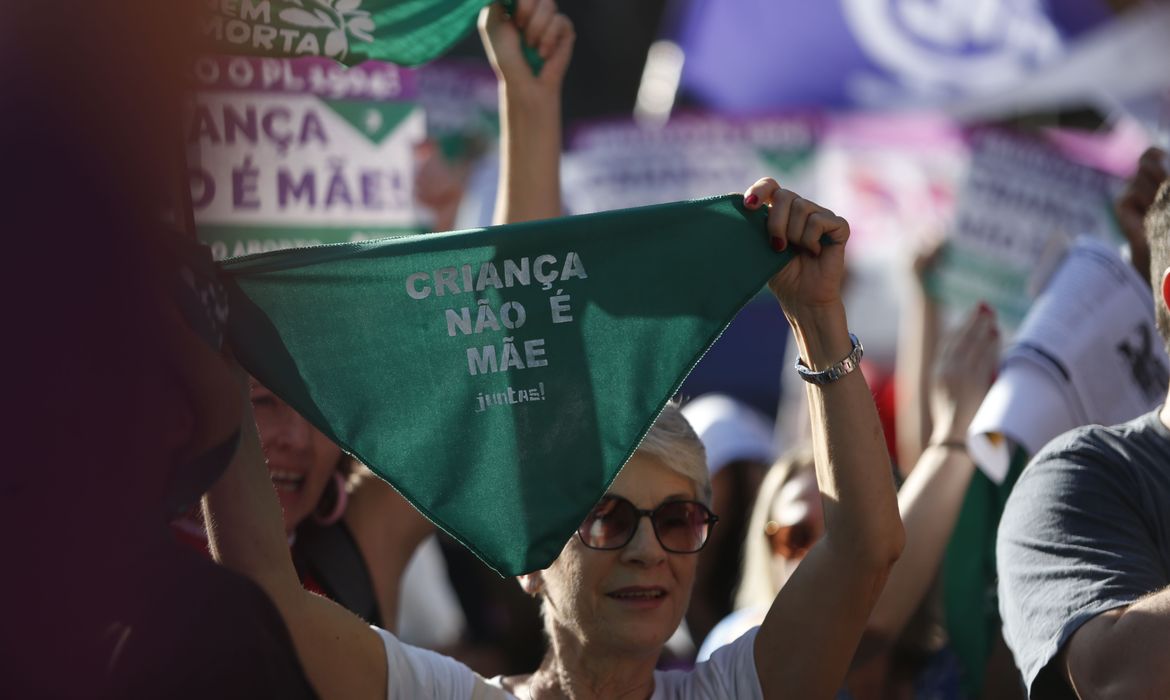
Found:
[794,333,863,386]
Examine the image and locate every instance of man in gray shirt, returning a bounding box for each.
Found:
[997,148,1170,700]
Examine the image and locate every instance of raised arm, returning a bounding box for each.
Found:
[743,180,905,700]
[344,464,435,633]
[866,303,998,643]
[894,240,945,476]
[203,377,386,700]
[479,0,573,224]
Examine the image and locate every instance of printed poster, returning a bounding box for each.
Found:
[561,114,819,215]
[928,128,1123,333]
[187,55,426,260]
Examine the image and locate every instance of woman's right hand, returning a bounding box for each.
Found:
[743,178,850,319]
[478,0,574,94]
[747,181,904,700]
[928,303,999,445]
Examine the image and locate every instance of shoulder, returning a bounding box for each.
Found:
[696,606,767,662]
[996,411,1170,696]
[1034,410,1169,469]
[655,627,763,700]
[1006,411,1167,513]
[371,626,507,699]
[999,411,1170,566]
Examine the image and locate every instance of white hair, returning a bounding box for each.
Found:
[532,402,711,637]
[635,401,711,505]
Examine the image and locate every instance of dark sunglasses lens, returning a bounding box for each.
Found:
[579,498,637,549]
[769,521,814,558]
[653,502,710,553]
[787,523,813,552]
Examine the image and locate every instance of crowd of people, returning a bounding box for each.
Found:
[5,1,1169,698]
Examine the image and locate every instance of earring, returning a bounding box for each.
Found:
[313,472,349,526]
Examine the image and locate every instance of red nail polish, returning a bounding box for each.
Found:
[745,194,759,207]
[771,237,785,252]
[978,302,991,315]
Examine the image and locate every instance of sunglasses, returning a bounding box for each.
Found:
[764,519,821,559]
[577,495,718,554]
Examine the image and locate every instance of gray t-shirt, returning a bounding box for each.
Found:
[997,410,1170,698]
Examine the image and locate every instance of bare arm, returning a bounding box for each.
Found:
[866,304,998,643]
[344,465,434,633]
[1062,586,1170,699]
[479,0,573,225]
[203,383,386,700]
[743,181,905,700]
[894,241,944,476]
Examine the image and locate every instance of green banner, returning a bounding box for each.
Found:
[188,56,426,260]
[223,195,789,575]
[201,0,491,66]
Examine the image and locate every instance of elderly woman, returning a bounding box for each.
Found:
[207,167,903,699]
[205,4,903,700]
[207,178,904,700]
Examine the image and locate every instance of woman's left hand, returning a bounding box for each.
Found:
[743,178,850,318]
[929,302,999,444]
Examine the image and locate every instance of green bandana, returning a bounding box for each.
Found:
[224,194,788,575]
[201,0,513,67]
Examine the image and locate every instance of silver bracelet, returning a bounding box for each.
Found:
[794,333,863,386]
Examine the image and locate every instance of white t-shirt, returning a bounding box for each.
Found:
[396,536,466,649]
[373,625,763,700]
[697,605,768,663]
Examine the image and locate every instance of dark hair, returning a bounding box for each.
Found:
[1148,180,1170,352]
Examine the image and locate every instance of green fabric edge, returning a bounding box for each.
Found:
[223,194,788,576]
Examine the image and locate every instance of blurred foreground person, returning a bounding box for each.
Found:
[997,149,1170,699]
[2,1,314,696]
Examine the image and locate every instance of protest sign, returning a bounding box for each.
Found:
[816,114,966,258]
[968,238,1169,483]
[811,114,968,362]
[675,0,1107,113]
[187,55,425,260]
[561,115,818,215]
[928,129,1123,333]
[223,195,787,576]
[199,0,489,66]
